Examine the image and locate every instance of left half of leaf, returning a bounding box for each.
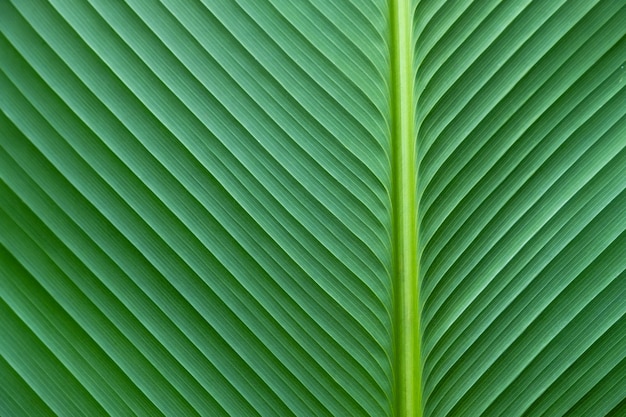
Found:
[0,1,395,416]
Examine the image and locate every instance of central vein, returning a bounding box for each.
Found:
[390,0,419,416]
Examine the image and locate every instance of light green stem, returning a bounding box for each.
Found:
[390,0,420,416]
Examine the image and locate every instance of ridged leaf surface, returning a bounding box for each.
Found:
[414,2,625,416]
[1,0,624,416]
[1,1,394,416]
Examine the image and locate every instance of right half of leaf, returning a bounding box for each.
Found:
[413,1,625,416]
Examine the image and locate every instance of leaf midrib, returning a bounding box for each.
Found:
[390,0,419,416]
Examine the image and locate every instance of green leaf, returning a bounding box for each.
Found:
[1,1,624,416]
[414,2,625,416]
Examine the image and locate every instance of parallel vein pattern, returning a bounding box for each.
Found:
[3,1,625,416]
[414,1,625,416]
[0,1,395,416]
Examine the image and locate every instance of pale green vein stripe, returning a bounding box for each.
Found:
[390,0,419,416]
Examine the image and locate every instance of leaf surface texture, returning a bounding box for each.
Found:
[1,1,624,416]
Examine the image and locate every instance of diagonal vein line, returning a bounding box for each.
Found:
[45,0,394,318]
[0,298,114,416]
[523,323,626,416]
[416,87,621,318]
[484,289,626,416]
[0,352,57,415]
[422,144,626,382]
[0,99,349,416]
[1,28,390,412]
[0,229,176,416]
[417,1,621,209]
[427,225,624,416]
[0,145,298,414]
[3,0,390,354]
[444,238,626,416]
[422,177,625,404]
